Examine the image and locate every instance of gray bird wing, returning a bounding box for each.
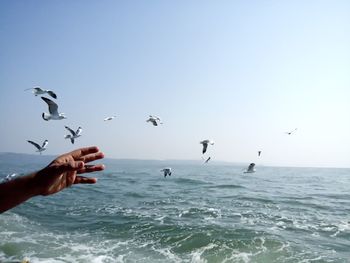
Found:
[65,126,76,136]
[27,140,41,150]
[41,97,58,114]
[47,90,57,99]
[34,87,44,92]
[202,143,208,154]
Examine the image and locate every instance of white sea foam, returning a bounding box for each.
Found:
[190,243,217,263]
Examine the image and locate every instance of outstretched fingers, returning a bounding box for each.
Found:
[79,152,105,163]
[70,146,100,159]
[74,176,97,184]
[77,164,105,174]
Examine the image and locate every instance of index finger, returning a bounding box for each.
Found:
[70,146,100,159]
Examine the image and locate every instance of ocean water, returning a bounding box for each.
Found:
[1,160,350,263]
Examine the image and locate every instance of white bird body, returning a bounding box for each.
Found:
[27,139,48,154]
[65,126,82,144]
[41,97,66,120]
[244,163,256,173]
[25,87,57,99]
[104,116,116,121]
[146,115,163,126]
[200,139,214,154]
[161,167,172,177]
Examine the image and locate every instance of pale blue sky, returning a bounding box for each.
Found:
[1,1,349,167]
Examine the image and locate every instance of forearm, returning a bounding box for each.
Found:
[0,172,39,213]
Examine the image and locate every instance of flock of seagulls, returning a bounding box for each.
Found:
[24,86,297,178]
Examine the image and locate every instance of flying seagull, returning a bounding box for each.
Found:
[285,128,298,135]
[25,87,57,99]
[41,97,66,120]
[200,139,214,154]
[146,115,163,126]
[27,139,48,154]
[104,116,116,121]
[258,151,262,157]
[161,168,172,178]
[64,126,82,144]
[244,163,256,173]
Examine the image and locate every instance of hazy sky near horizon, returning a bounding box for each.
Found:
[0,1,349,168]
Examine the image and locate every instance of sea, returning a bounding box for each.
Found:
[1,157,350,263]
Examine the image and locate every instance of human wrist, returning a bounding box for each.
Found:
[27,171,44,197]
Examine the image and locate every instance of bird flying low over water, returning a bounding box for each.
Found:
[27,139,48,154]
[285,128,298,135]
[244,163,256,173]
[64,126,82,144]
[104,116,116,121]
[41,97,66,121]
[146,115,163,126]
[200,140,214,154]
[161,168,172,178]
[25,87,57,99]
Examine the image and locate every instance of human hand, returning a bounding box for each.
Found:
[33,146,105,196]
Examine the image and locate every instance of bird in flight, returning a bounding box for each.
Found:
[64,126,82,144]
[41,97,66,121]
[244,163,256,173]
[161,168,172,178]
[146,115,163,126]
[27,139,48,154]
[285,128,298,135]
[104,116,116,121]
[25,87,57,99]
[200,139,214,154]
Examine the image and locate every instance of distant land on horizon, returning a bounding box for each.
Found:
[0,152,246,166]
[0,152,348,170]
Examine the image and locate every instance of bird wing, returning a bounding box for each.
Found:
[27,140,41,150]
[42,140,48,148]
[65,126,76,136]
[76,127,82,136]
[34,87,44,92]
[202,143,208,154]
[41,97,58,114]
[47,90,57,99]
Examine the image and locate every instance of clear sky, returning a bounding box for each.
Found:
[0,1,349,168]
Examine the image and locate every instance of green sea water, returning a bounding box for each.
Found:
[1,160,350,262]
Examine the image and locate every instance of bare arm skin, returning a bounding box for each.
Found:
[0,146,105,213]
